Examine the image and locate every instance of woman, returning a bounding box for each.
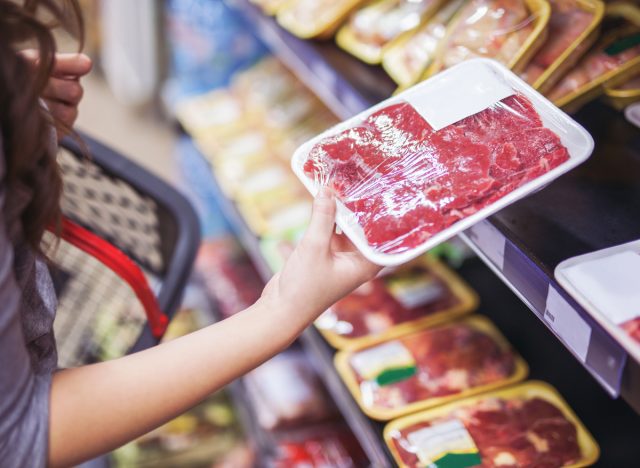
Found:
[0,1,380,467]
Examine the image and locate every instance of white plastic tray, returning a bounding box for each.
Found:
[555,240,640,364]
[291,59,594,266]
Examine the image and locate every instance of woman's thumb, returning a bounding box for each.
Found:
[302,186,337,250]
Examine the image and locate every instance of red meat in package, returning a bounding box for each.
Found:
[386,387,596,467]
[303,93,569,254]
[336,317,528,419]
[315,257,477,348]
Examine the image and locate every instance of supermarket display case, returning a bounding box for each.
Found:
[171,0,640,465]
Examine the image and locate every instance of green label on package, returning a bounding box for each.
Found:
[350,341,417,386]
[407,419,481,468]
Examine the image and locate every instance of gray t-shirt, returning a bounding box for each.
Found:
[0,143,57,467]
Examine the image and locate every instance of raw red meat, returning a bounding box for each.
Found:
[621,317,640,343]
[520,0,594,85]
[319,262,459,338]
[349,322,516,410]
[392,396,582,467]
[304,93,569,253]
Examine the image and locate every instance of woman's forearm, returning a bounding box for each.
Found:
[49,296,299,468]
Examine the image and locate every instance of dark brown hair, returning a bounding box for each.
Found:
[0,0,83,252]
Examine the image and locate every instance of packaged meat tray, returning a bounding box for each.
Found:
[315,255,478,350]
[555,239,640,364]
[384,380,599,468]
[334,315,528,420]
[276,0,367,39]
[244,351,337,430]
[520,0,604,92]
[423,0,551,78]
[382,0,466,87]
[292,59,594,266]
[175,89,244,139]
[603,70,640,108]
[335,0,446,65]
[547,3,640,110]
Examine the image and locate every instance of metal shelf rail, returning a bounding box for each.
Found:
[223,0,640,413]
[193,141,640,467]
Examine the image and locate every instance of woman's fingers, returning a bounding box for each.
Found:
[51,53,92,78]
[19,50,92,79]
[43,77,84,105]
[301,187,336,251]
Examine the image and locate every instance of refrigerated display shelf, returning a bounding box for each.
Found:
[198,143,640,467]
[223,0,395,120]
[223,0,640,413]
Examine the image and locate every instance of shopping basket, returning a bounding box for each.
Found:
[49,132,200,367]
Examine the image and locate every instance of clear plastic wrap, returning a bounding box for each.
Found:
[292,59,593,266]
[520,0,603,89]
[315,256,478,349]
[424,0,549,76]
[548,21,640,108]
[382,0,466,87]
[384,381,600,468]
[336,0,445,64]
[277,0,367,39]
[335,315,528,420]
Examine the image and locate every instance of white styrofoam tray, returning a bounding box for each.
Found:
[291,59,594,266]
[555,240,640,364]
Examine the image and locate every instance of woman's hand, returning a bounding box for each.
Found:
[262,187,382,329]
[21,50,92,139]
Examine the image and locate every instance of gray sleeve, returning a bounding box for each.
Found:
[0,154,51,468]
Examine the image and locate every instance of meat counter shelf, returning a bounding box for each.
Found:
[224,0,640,413]
[223,0,395,120]
[198,142,640,467]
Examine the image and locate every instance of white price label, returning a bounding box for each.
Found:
[544,286,592,362]
[466,220,506,270]
[407,63,514,131]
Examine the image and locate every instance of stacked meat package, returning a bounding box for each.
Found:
[256,0,640,110]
